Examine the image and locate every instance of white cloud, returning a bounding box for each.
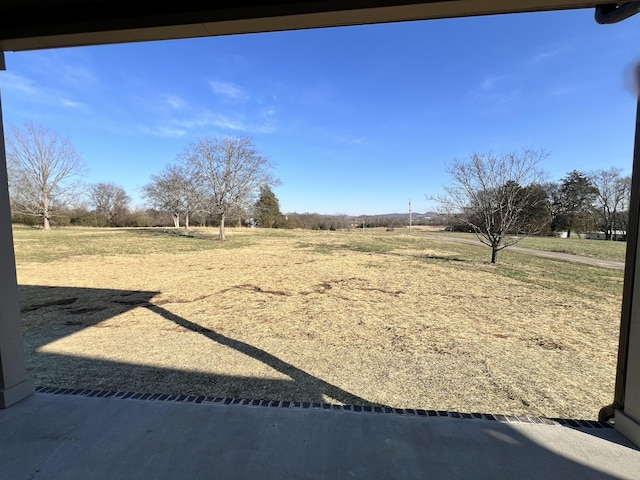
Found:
[146,104,278,136]
[21,51,99,90]
[215,118,247,130]
[474,73,522,107]
[254,122,276,134]
[0,72,40,95]
[141,125,188,138]
[58,64,99,89]
[253,108,278,134]
[169,111,245,131]
[163,95,185,109]
[335,134,366,145]
[527,50,560,65]
[209,80,248,100]
[0,71,89,111]
[131,93,188,114]
[60,99,87,109]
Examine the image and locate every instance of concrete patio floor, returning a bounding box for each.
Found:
[1,389,639,479]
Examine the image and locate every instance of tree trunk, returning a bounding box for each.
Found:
[491,245,498,264]
[611,215,616,241]
[219,213,226,241]
[172,213,180,228]
[185,212,190,230]
[43,194,51,230]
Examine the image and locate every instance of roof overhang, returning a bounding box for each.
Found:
[0,1,628,51]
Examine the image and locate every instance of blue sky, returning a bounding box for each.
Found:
[1,8,640,215]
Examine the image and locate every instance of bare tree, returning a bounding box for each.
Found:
[7,122,85,229]
[615,176,632,235]
[89,182,131,226]
[180,136,278,240]
[143,164,192,228]
[589,167,631,240]
[436,149,548,263]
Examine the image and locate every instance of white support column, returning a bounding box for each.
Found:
[616,256,640,445]
[615,94,640,445]
[0,51,35,408]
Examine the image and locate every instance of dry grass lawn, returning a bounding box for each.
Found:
[15,226,624,420]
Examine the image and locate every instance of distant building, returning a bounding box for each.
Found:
[556,230,626,241]
[585,230,627,241]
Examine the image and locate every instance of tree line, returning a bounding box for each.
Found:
[5,124,633,257]
[4,122,452,234]
[437,148,631,262]
[6,123,281,240]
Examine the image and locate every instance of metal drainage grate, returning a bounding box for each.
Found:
[34,386,613,429]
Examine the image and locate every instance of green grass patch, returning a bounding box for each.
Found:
[493,250,624,302]
[294,241,336,255]
[388,233,625,303]
[432,231,627,263]
[12,226,255,263]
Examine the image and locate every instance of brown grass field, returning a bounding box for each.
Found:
[14,226,625,420]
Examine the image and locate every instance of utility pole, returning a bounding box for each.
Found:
[409,199,412,234]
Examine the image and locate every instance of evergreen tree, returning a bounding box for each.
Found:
[555,170,598,237]
[254,185,284,228]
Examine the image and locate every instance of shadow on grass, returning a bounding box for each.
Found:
[295,242,466,262]
[19,284,372,406]
[363,250,467,263]
[127,227,215,241]
[126,227,258,249]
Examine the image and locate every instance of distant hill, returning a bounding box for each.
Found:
[359,211,438,218]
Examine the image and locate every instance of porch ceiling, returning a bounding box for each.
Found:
[0,0,623,51]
